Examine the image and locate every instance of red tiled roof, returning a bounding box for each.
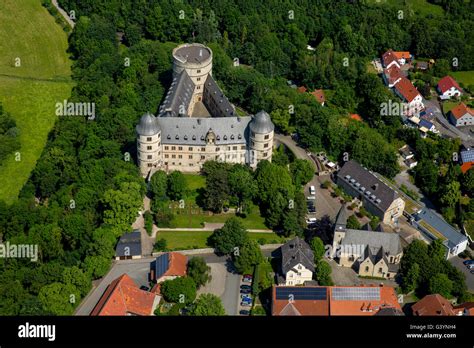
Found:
[164,252,187,277]
[91,274,159,316]
[382,49,399,67]
[349,114,362,121]
[450,103,473,120]
[329,286,402,316]
[395,77,420,103]
[384,65,403,85]
[461,162,474,174]
[437,76,462,94]
[297,86,307,93]
[453,302,474,315]
[412,294,455,316]
[271,286,329,316]
[310,89,326,104]
[272,285,401,316]
[393,51,410,60]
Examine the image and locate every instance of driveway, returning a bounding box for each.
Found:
[221,270,241,315]
[449,256,474,292]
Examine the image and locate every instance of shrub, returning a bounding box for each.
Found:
[154,238,167,252]
[144,211,153,235]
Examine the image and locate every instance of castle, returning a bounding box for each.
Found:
[136,43,275,177]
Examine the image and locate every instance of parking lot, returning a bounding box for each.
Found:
[236,274,254,315]
[450,255,474,292]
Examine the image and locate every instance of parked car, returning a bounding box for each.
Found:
[241,298,252,304]
[470,270,474,275]
[243,274,253,279]
[463,259,474,265]
[306,217,317,224]
[240,285,251,290]
[467,264,474,269]
[239,310,250,315]
[240,302,252,307]
[309,185,316,195]
[240,289,251,294]
[241,294,252,300]
[307,195,316,200]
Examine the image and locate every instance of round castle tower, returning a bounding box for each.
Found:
[249,110,274,167]
[172,43,213,105]
[136,112,162,177]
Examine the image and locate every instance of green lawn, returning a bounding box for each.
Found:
[451,71,474,87]
[0,0,74,203]
[442,100,459,114]
[155,230,285,250]
[171,174,268,229]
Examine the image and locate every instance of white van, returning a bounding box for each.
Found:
[309,185,316,195]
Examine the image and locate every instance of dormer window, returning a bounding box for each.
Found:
[223,135,227,140]
[175,135,179,139]
[184,135,188,140]
[167,135,171,140]
[201,135,205,141]
[216,135,220,140]
[238,134,242,139]
[230,134,234,140]
[192,135,196,140]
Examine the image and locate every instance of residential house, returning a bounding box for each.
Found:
[393,77,424,116]
[90,274,160,316]
[279,237,315,286]
[382,49,401,69]
[383,65,403,88]
[310,89,326,106]
[460,147,474,174]
[437,76,462,100]
[271,285,403,316]
[115,230,142,260]
[150,252,187,283]
[393,51,412,65]
[415,61,429,71]
[412,294,455,316]
[331,206,402,279]
[410,208,467,258]
[449,103,474,127]
[336,160,405,225]
[453,302,474,316]
[418,118,436,134]
[399,145,415,160]
[405,157,418,169]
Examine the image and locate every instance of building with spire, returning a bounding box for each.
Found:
[136,43,274,177]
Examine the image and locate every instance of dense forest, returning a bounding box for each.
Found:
[0,0,473,314]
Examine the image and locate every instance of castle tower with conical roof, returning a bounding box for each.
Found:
[136,112,162,177]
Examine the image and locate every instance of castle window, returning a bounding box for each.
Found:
[230,135,234,140]
[172,155,176,159]
[165,155,169,158]
[147,155,152,159]
[197,86,201,90]
[171,146,176,151]
[167,135,171,139]
[233,146,237,150]
[197,69,201,73]
[378,267,383,273]
[365,266,369,272]
[189,155,193,159]
[147,146,152,150]
[179,155,182,159]
[201,155,205,160]
[148,163,153,167]
[175,135,179,139]
[188,147,193,151]
[178,146,183,151]
[264,134,270,140]
[216,147,220,151]
[184,136,188,140]
[147,137,152,141]
[201,147,205,152]
[197,77,201,81]
[165,146,169,150]
[263,152,267,157]
[241,145,245,150]
[216,135,220,140]
[264,143,269,148]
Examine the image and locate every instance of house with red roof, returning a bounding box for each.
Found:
[448,103,474,127]
[382,50,401,69]
[349,113,362,122]
[150,252,187,283]
[310,89,326,106]
[383,65,403,88]
[90,274,160,316]
[412,294,455,316]
[394,77,424,116]
[272,285,403,316]
[437,76,462,100]
[382,49,412,69]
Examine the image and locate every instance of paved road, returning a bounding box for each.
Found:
[274,133,318,170]
[52,0,76,28]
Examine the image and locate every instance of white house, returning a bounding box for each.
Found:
[394,77,424,116]
[280,237,315,286]
[437,76,462,100]
[449,103,474,127]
